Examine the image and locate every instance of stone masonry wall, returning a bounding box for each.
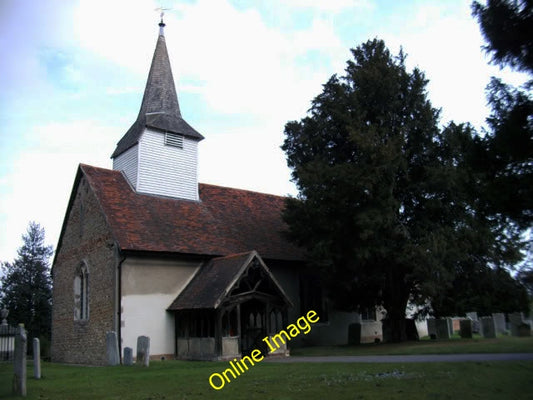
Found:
[51,174,117,365]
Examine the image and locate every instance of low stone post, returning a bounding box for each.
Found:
[106,331,120,366]
[13,325,27,397]
[137,336,150,367]
[123,347,133,366]
[33,338,41,379]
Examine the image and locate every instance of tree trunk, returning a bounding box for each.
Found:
[383,293,409,342]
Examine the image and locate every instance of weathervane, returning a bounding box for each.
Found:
[155,6,170,35]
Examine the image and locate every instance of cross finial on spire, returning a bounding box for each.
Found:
[155,7,169,35]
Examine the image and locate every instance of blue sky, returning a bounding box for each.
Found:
[0,0,528,263]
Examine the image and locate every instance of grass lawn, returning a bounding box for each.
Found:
[291,335,533,356]
[1,360,532,399]
[1,337,532,399]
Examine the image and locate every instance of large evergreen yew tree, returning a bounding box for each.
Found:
[282,39,528,341]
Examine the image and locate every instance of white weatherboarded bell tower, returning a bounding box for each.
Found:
[112,16,204,200]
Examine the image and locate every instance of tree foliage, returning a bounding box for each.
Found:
[472,0,533,294]
[282,38,529,341]
[0,222,53,341]
[472,0,533,74]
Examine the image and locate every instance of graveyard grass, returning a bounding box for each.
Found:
[0,360,532,399]
[0,337,531,399]
[291,334,533,356]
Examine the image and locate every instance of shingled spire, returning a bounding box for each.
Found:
[111,17,203,159]
[111,18,204,201]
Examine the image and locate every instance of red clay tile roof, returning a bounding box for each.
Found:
[168,251,293,310]
[80,164,304,261]
[168,252,254,310]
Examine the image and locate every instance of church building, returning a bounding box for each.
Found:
[51,19,381,365]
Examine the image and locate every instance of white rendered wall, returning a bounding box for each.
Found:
[113,144,139,188]
[137,128,199,200]
[120,257,201,358]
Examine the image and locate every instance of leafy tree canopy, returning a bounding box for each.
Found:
[0,222,53,341]
[472,0,533,74]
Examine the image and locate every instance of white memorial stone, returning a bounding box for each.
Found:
[13,325,27,396]
[33,338,41,379]
[137,336,150,367]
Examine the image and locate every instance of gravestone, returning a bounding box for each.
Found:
[480,316,496,339]
[492,313,506,335]
[436,319,450,339]
[348,323,361,345]
[123,347,133,366]
[106,331,120,366]
[33,338,41,379]
[509,313,531,337]
[446,318,454,337]
[137,336,150,367]
[459,319,473,338]
[405,319,419,341]
[13,325,27,396]
[466,311,478,321]
[466,312,480,333]
[427,318,437,339]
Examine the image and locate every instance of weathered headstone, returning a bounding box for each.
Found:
[348,323,361,345]
[137,336,150,367]
[518,323,532,337]
[508,313,531,337]
[33,338,41,379]
[436,319,450,339]
[13,325,27,396]
[123,347,133,366]
[427,318,437,339]
[106,331,120,366]
[446,318,454,337]
[459,319,473,338]
[480,316,496,339]
[492,313,506,335]
[405,319,419,341]
[466,311,478,321]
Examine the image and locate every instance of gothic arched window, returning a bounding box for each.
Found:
[74,261,89,320]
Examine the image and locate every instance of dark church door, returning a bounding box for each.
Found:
[240,299,268,355]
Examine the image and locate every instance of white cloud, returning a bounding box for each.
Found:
[0,121,119,262]
[281,0,372,13]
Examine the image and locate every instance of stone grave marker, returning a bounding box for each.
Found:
[123,347,133,366]
[13,325,27,396]
[33,338,41,379]
[436,319,450,339]
[106,331,120,366]
[459,319,473,338]
[492,313,506,335]
[466,311,478,321]
[137,336,150,367]
[427,318,437,339]
[446,318,454,337]
[509,313,531,337]
[480,316,496,339]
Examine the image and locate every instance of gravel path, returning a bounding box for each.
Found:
[265,353,533,363]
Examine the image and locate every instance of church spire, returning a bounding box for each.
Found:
[112,17,203,159]
[139,18,181,118]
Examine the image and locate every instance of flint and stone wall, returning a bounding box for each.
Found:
[51,175,117,365]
